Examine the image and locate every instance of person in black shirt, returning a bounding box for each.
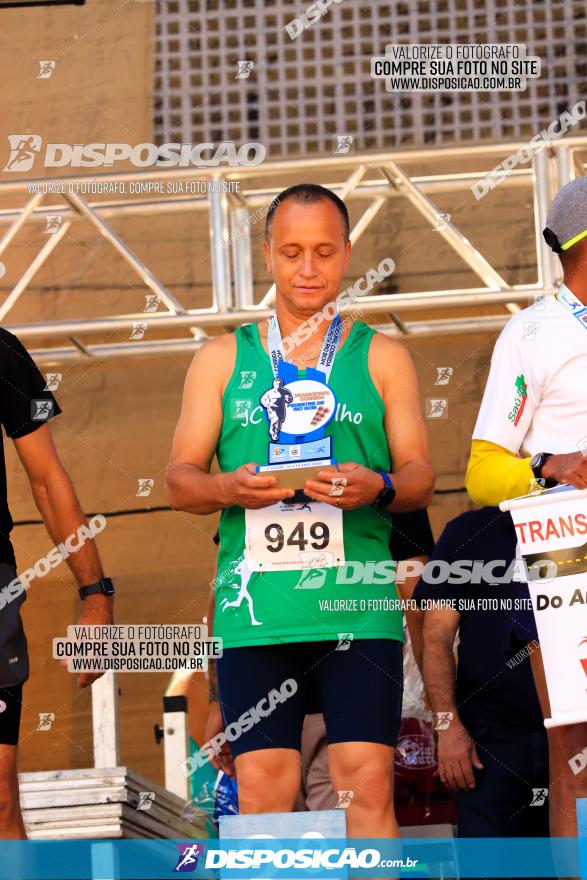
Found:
[416,507,548,837]
[0,329,114,839]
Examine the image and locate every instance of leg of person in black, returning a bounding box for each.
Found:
[457,726,549,836]
[457,726,551,880]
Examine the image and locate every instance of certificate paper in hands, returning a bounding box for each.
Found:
[258,459,335,490]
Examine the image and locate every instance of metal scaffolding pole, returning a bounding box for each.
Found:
[0,220,71,322]
[65,191,187,316]
[209,183,232,312]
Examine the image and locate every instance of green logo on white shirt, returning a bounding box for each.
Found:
[507,374,528,426]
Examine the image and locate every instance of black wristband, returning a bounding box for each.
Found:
[530,452,557,488]
[78,578,115,600]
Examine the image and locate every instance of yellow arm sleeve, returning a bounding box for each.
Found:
[465,439,533,507]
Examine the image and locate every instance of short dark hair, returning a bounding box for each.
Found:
[264,183,349,243]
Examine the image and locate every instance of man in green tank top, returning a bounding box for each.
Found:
[166,184,434,842]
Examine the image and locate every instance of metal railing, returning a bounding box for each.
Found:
[0,138,583,362]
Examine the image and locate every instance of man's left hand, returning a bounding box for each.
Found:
[304,462,384,510]
[70,595,114,689]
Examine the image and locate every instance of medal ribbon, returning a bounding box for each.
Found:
[267,312,343,382]
[555,284,587,332]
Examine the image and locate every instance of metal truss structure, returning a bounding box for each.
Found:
[0,137,584,363]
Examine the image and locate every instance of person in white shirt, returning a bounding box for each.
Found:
[465,176,587,837]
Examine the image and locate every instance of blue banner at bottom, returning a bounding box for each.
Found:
[0,838,583,880]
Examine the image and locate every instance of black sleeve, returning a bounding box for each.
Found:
[412,518,468,605]
[389,508,435,561]
[0,329,61,439]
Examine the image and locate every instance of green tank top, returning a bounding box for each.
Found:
[215,320,403,648]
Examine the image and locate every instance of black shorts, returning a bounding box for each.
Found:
[0,562,29,688]
[216,638,403,759]
[0,684,23,746]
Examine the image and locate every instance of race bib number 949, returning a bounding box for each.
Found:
[245,501,345,572]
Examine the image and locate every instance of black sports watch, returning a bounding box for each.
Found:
[374,470,396,508]
[78,577,115,600]
[530,452,557,488]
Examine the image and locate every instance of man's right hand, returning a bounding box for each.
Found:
[204,701,236,778]
[436,720,484,792]
[542,452,587,489]
[222,463,295,509]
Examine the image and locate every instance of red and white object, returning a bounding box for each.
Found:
[501,486,587,728]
